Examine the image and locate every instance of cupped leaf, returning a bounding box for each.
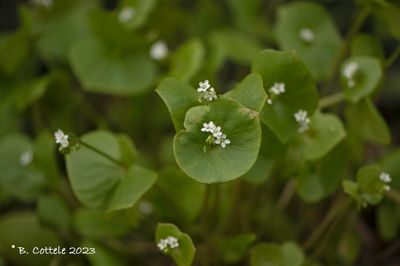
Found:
[174,98,262,183]
[345,98,390,145]
[169,38,205,82]
[274,1,343,80]
[340,56,382,102]
[224,73,267,112]
[155,223,195,266]
[66,131,156,210]
[252,49,319,143]
[69,36,157,95]
[156,78,200,131]
[292,111,346,161]
[357,164,386,205]
[351,34,384,60]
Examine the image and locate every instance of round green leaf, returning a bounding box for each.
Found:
[274,1,343,80]
[381,149,400,190]
[293,111,346,161]
[297,173,325,203]
[282,242,305,266]
[376,203,399,240]
[69,37,157,95]
[252,49,319,143]
[155,223,195,266]
[174,98,262,183]
[341,56,382,103]
[357,164,385,205]
[250,243,284,266]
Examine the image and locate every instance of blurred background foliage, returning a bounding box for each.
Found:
[0,0,400,265]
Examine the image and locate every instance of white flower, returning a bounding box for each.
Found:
[294,110,310,133]
[118,7,136,23]
[157,236,179,251]
[54,129,69,150]
[383,185,390,191]
[197,80,218,102]
[201,121,216,132]
[267,98,273,105]
[20,150,33,167]
[150,41,169,60]
[379,172,392,183]
[32,0,53,8]
[343,62,359,88]
[214,134,231,148]
[270,82,285,95]
[299,28,315,43]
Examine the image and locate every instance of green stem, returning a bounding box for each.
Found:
[277,179,297,210]
[319,92,345,109]
[79,140,125,168]
[321,6,371,95]
[384,46,400,69]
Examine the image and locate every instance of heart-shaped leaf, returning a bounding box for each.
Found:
[252,49,319,143]
[274,1,343,80]
[174,98,261,183]
[155,223,195,266]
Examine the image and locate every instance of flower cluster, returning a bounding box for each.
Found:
[299,28,315,43]
[343,62,359,88]
[197,80,217,102]
[157,236,179,252]
[20,150,33,167]
[294,110,310,133]
[150,40,169,61]
[379,172,392,191]
[201,121,230,148]
[266,82,286,105]
[118,7,136,23]
[54,129,69,151]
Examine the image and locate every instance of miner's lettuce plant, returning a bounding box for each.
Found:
[0,0,400,265]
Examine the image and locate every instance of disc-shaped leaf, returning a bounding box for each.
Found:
[174,98,262,183]
[274,1,343,80]
[340,56,382,103]
[293,111,346,161]
[252,49,319,143]
[66,131,156,210]
[356,164,385,205]
[155,223,195,266]
[224,73,267,112]
[345,98,390,145]
[69,37,157,95]
[156,78,200,132]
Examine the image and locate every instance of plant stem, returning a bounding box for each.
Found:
[277,179,297,210]
[384,46,400,69]
[321,6,371,95]
[387,189,400,205]
[303,196,351,251]
[79,140,125,168]
[319,92,344,109]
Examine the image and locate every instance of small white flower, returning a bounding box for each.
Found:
[201,121,216,132]
[343,62,359,88]
[202,88,217,101]
[267,98,272,105]
[197,80,218,102]
[270,82,285,95]
[294,110,310,133]
[150,40,169,60]
[215,134,231,148]
[32,0,53,8]
[20,150,33,167]
[299,28,315,43]
[54,129,69,150]
[198,80,211,92]
[118,7,136,23]
[383,185,391,191]
[379,172,392,183]
[157,236,179,251]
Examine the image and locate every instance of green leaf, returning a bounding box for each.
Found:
[0,29,31,75]
[66,131,156,210]
[381,149,400,190]
[82,241,128,266]
[250,243,284,266]
[0,134,45,201]
[374,2,400,39]
[252,49,319,143]
[351,34,384,60]
[274,1,343,80]
[357,165,386,205]
[281,242,305,266]
[224,73,267,112]
[74,209,131,239]
[219,233,256,264]
[34,131,60,186]
[376,203,399,240]
[155,223,195,266]
[37,194,71,230]
[337,229,361,263]
[156,167,205,221]
[118,0,157,30]
[174,98,262,183]
[169,38,205,82]
[341,56,382,103]
[293,112,346,161]
[345,98,391,145]
[156,78,200,132]
[343,180,361,205]
[297,173,325,203]
[69,36,157,96]
[0,212,60,266]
